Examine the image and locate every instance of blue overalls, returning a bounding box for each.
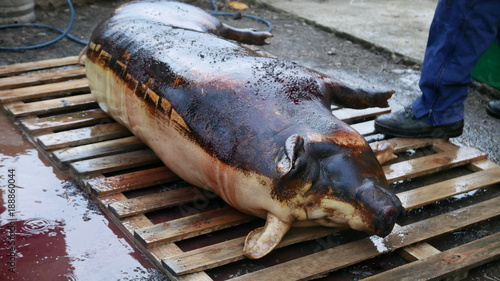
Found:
[412,0,500,126]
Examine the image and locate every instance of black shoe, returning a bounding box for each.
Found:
[374,106,464,138]
[486,100,500,119]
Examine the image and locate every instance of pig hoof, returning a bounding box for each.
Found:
[243,213,291,259]
[370,141,397,165]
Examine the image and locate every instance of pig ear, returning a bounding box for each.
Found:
[243,212,291,259]
[276,134,305,177]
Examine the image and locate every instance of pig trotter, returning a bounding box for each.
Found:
[219,23,273,45]
[244,213,291,259]
[370,141,397,164]
[327,81,395,109]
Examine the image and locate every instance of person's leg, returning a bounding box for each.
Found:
[413,0,500,126]
[375,0,500,138]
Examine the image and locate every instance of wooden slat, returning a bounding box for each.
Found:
[387,137,439,154]
[335,107,391,123]
[395,166,500,264]
[163,226,340,276]
[5,93,95,117]
[384,146,487,183]
[177,272,214,281]
[135,207,255,248]
[0,78,89,103]
[97,196,214,281]
[85,166,180,196]
[229,197,500,281]
[398,166,500,210]
[0,66,86,90]
[109,186,208,218]
[36,122,132,150]
[351,120,375,136]
[468,159,500,171]
[19,108,109,134]
[363,232,500,281]
[52,135,145,164]
[397,243,441,262]
[0,56,80,77]
[70,149,161,175]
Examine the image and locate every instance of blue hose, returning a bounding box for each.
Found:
[0,0,87,50]
[207,0,273,33]
[0,0,272,51]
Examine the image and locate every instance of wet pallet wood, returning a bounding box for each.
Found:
[0,57,499,281]
[0,56,80,77]
[363,232,500,281]
[0,66,86,90]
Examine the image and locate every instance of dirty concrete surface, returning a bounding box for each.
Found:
[0,0,499,280]
[266,0,437,62]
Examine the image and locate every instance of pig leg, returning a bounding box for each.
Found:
[322,78,395,109]
[370,141,397,164]
[243,212,291,259]
[217,23,273,46]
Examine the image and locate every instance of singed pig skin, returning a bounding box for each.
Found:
[86,0,404,259]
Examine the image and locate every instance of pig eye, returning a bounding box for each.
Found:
[309,141,340,159]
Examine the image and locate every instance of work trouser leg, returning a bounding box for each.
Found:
[412,0,500,126]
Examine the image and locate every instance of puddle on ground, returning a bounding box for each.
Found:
[0,112,169,281]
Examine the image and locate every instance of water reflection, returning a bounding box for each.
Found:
[0,111,167,280]
[0,218,73,280]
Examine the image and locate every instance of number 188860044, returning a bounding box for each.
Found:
[7,169,16,217]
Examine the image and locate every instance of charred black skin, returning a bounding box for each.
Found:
[87,1,403,236]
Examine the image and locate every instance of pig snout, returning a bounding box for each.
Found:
[374,205,403,237]
[356,180,404,237]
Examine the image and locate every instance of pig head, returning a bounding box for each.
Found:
[244,128,404,259]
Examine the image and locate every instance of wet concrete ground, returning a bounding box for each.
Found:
[0,0,499,280]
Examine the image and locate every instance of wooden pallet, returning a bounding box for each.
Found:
[1,57,499,281]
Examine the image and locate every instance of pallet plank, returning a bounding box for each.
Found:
[334,107,390,123]
[398,166,500,210]
[36,122,132,150]
[0,56,80,77]
[85,166,180,196]
[98,194,216,281]
[229,197,500,281]
[468,159,500,171]
[0,66,86,90]
[389,137,439,154]
[0,78,89,103]
[5,93,95,117]
[397,243,442,262]
[70,149,161,175]
[384,146,487,183]
[109,186,209,218]
[19,108,109,134]
[363,232,500,281]
[52,135,145,164]
[163,226,340,276]
[351,120,376,136]
[135,207,255,248]
[177,272,214,281]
